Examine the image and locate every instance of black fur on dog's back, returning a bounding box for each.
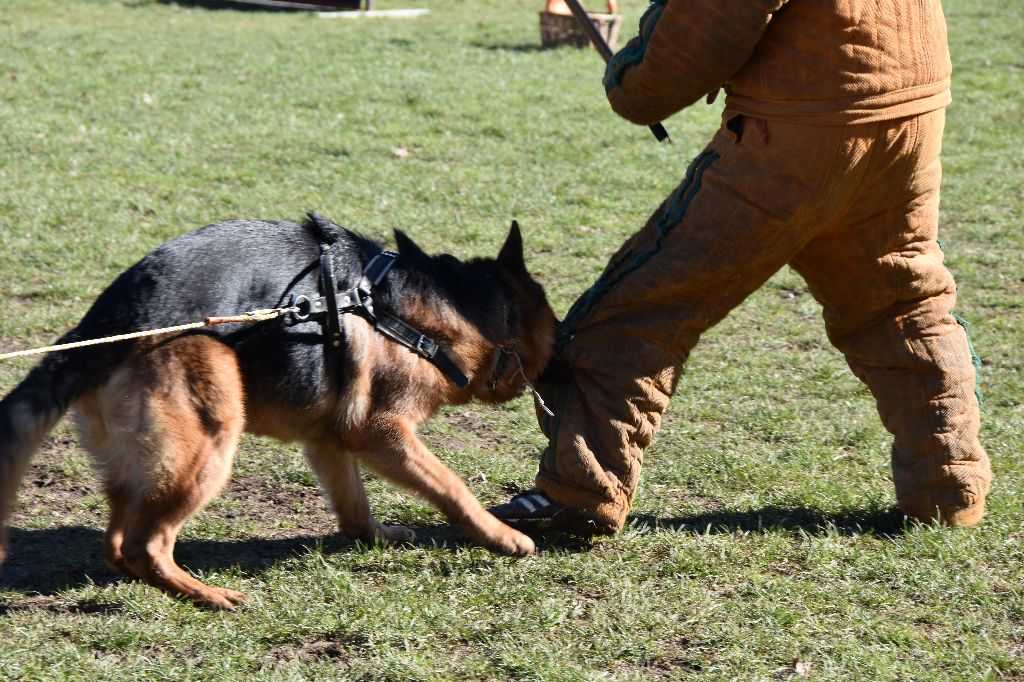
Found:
[50,218,506,409]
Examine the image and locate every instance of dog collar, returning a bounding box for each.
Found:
[487,343,518,391]
[288,222,470,389]
[485,342,554,417]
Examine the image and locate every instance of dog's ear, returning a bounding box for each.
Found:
[497,220,527,274]
[394,229,428,260]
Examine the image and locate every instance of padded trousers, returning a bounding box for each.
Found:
[534,108,991,532]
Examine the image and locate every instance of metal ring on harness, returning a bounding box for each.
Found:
[291,294,313,321]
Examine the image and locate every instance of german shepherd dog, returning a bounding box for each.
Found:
[0,214,556,608]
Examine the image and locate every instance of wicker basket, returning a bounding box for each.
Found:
[540,11,621,50]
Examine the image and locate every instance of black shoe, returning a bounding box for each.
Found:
[489,488,568,531]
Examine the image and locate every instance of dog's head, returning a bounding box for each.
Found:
[474,221,557,404]
[391,222,557,402]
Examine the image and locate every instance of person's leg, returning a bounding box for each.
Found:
[498,115,867,533]
[789,109,990,525]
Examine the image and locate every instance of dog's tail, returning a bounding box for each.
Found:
[0,337,130,563]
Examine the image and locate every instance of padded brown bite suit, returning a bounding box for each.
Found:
[533,0,991,532]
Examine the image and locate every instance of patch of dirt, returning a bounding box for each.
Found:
[604,645,704,680]
[10,436,101,527]
[9,294,42,308]
[265,638,351,663]
[425,409,506,452]
[263,631,376,667]
[211,474,337,540]
[444,409,490,436]
[0,338,27,354]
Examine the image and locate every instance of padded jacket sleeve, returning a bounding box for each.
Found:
[604,0,788,125]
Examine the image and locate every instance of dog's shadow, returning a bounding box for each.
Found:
[0,504,906,604]
[0,522,596,600]
[0,526,341,596]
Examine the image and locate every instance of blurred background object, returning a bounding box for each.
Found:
[540,0,620,49]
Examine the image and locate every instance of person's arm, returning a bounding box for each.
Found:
[603,0,788,125]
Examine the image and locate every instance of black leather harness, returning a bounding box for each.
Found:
[288,227,470,389]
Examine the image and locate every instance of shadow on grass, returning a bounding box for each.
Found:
[470,42,561,54]
[0,526,352,596]
[0,522,595,598]
[629,504,910,538]
[406,522,597,554]
[0,505,901,599]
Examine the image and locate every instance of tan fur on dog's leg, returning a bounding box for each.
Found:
[117,499,247,610]
[357,416,535,556]
[77,335,246,609]
[304,439,415,545]
[102,501,137,578]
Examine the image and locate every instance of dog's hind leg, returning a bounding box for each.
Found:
[304,439,416,545]
[356,416,536,556]
[113,487,248,610]
[101,500,136,579]
[77,335,247,609]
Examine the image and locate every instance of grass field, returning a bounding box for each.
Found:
[1,0,1022,679]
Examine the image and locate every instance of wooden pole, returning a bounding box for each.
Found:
[562,0,672,143]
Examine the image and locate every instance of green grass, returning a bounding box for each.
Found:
[1,0,1023,679]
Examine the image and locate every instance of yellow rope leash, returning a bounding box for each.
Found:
[0,307,296,361]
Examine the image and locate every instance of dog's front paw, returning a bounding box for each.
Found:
[187,586,250,610]
[488,528,536,557]
[211,587,250,610]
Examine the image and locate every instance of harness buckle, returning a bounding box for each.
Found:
[413,334,436,358]
[350,286,374,320]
